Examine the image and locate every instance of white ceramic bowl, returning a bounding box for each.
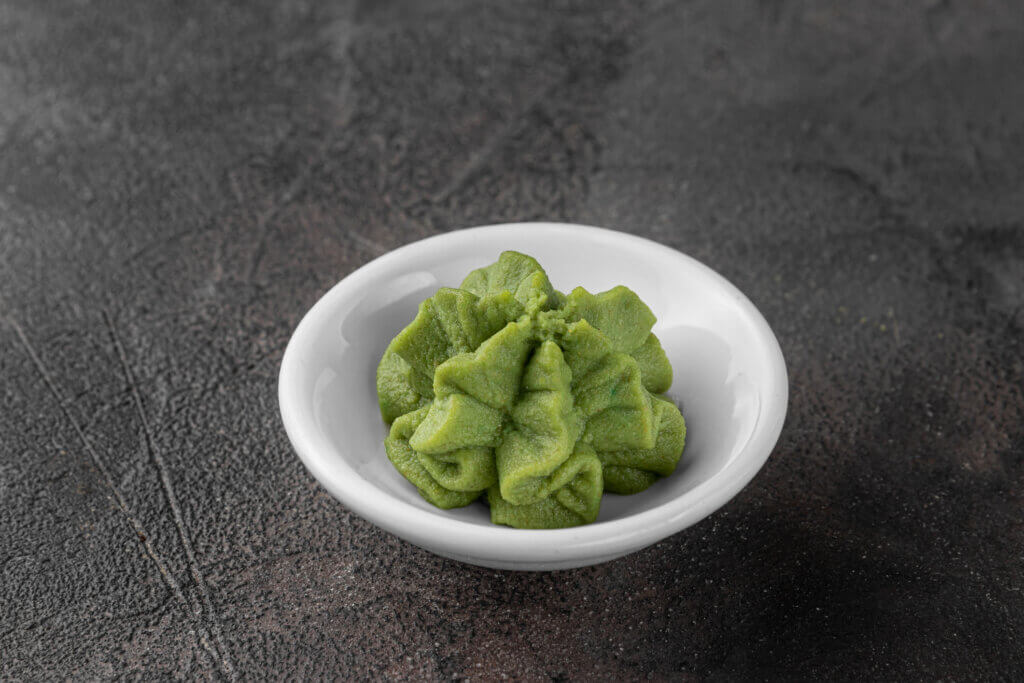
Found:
[279,223,787,570]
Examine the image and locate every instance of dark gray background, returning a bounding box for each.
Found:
[2,0,1022,679]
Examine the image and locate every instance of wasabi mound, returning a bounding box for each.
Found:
[376,251,685,529]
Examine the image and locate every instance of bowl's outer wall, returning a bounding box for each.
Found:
[279,223,788,569]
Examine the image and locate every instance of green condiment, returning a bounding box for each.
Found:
[376,252,686,529]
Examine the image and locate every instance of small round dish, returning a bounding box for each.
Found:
[279,223,787,570]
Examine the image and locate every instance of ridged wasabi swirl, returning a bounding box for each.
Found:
[376,252,686,529]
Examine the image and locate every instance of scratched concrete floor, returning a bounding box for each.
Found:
[2,1,1023,679]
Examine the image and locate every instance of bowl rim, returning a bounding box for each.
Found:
[278,222,788,564]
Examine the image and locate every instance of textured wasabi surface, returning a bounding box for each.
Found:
[377,251,685,528]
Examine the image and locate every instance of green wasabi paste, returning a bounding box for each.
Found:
[376,251,686,529]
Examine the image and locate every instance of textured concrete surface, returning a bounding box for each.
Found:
[2,0,1023,679]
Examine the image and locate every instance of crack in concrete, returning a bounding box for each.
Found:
[102,309,236,681]
[4,314,227,678]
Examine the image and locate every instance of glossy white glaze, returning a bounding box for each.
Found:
[279,223,788,570]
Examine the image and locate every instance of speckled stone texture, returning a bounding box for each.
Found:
[1,0,1022,679]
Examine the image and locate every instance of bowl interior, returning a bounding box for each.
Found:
[299,225,773,528]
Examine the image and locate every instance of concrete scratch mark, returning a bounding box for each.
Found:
[102,310,236,680]
[416,75,562,210]
[922,2,984,180]
[415,0,659,211]
[0,608,60,642]
[0,594,176,643]
[122,222,213,267]
[244,165,313,281]
[240,10,362,281]
[3,315,227,677]
[345,231,390,257]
